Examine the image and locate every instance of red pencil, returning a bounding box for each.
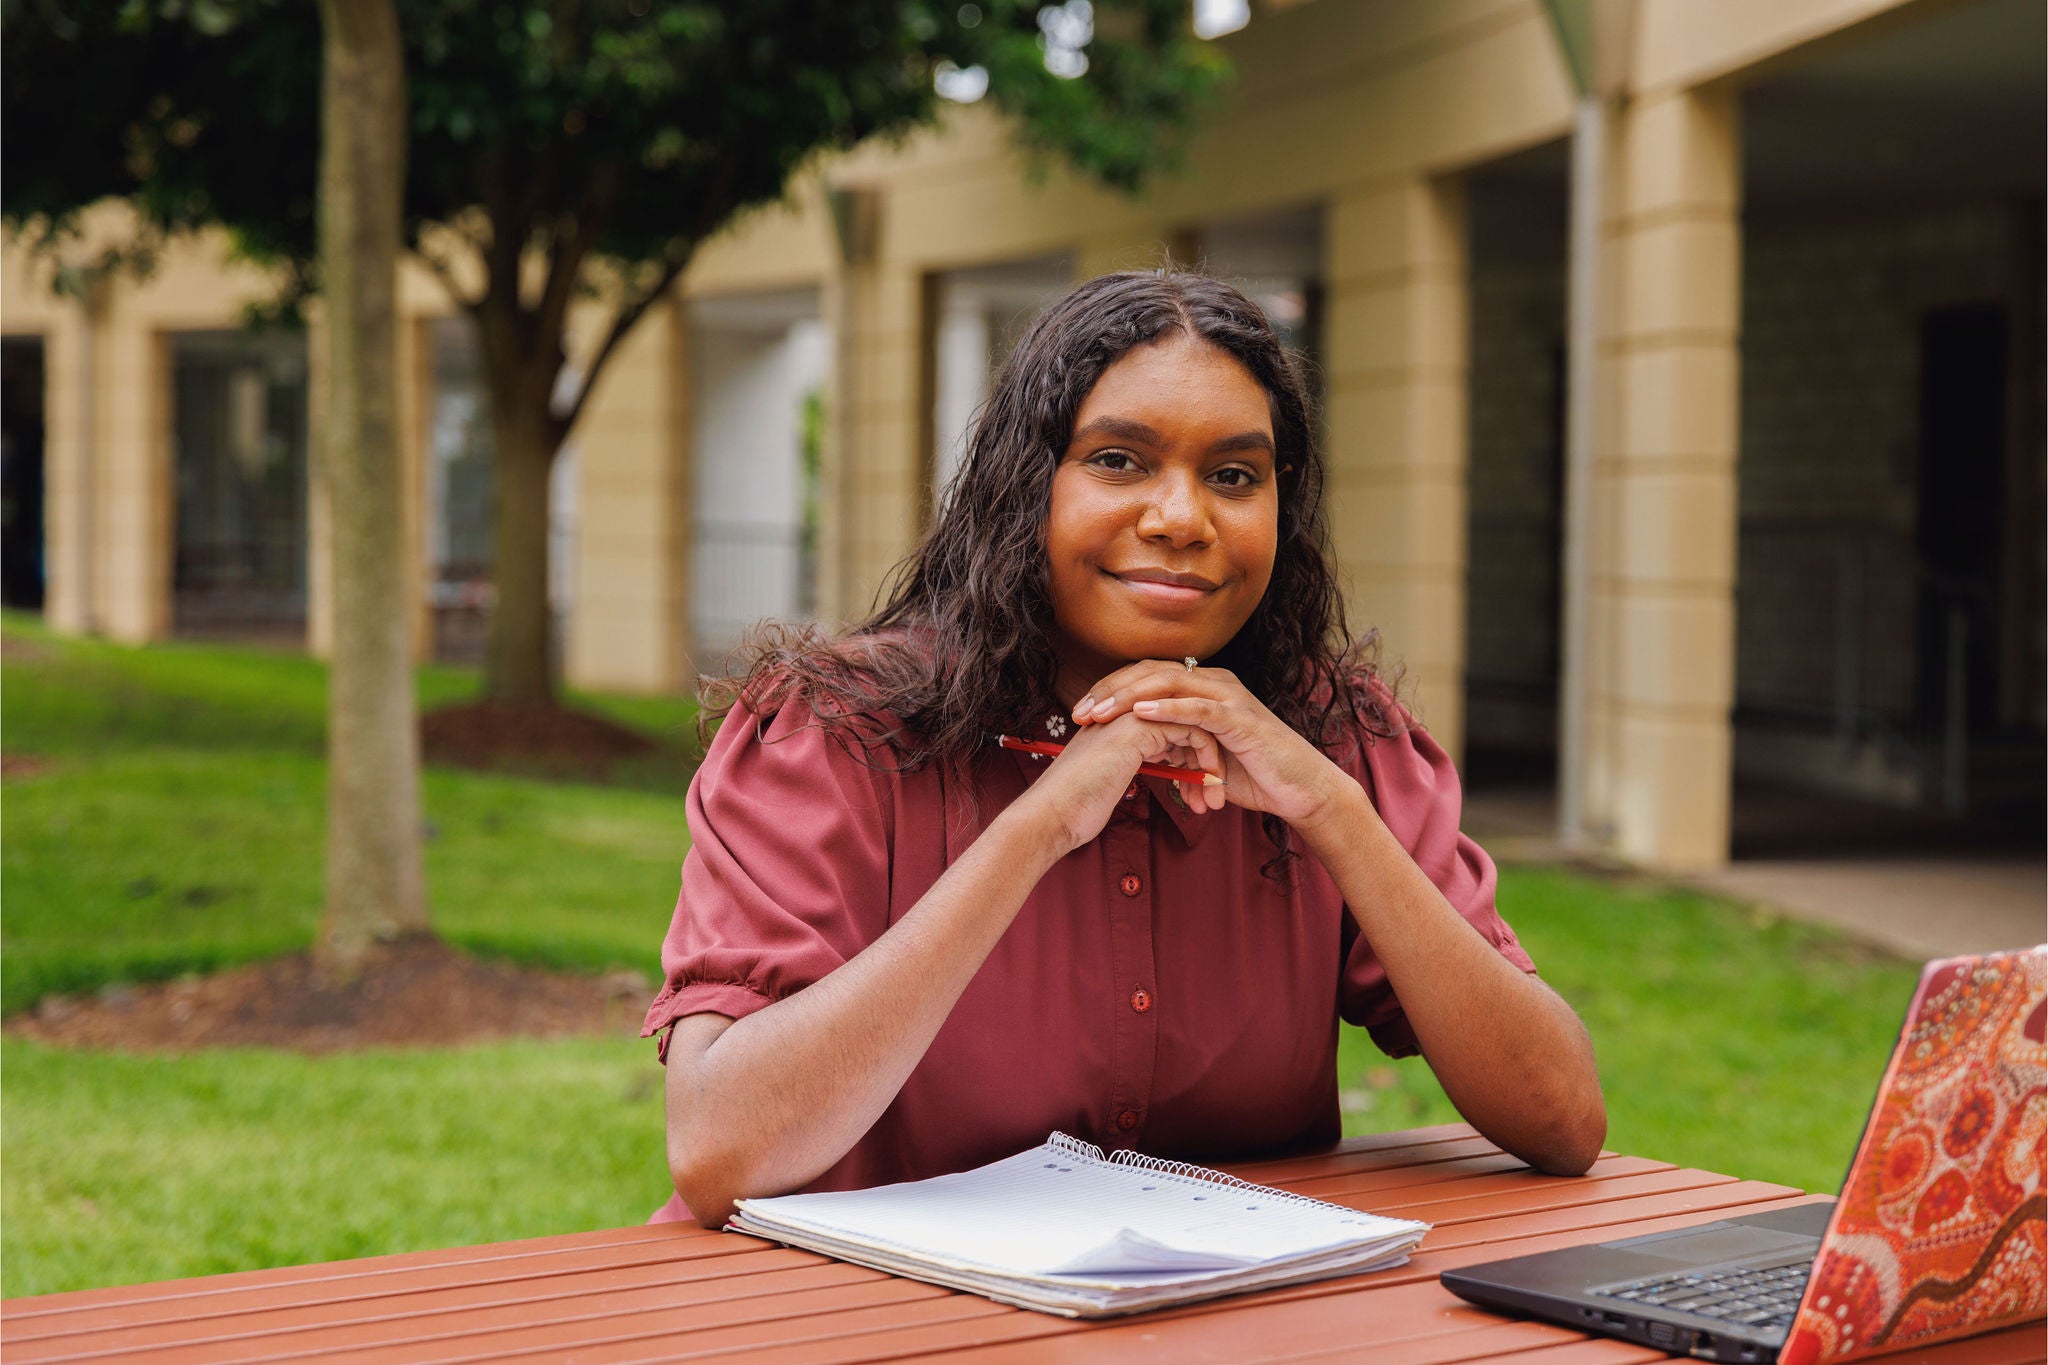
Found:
[995,734,1226,787]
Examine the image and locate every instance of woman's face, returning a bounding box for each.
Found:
[1045,332,1280,697]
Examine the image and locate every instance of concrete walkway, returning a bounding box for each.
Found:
[1689,856,2043,960]
[1464,783,2046,962]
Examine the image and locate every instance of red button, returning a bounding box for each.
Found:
[1119,873,1142,897]
[1130,986,1152,1013]
[1116,1109,1139,1132]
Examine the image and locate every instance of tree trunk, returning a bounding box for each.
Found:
[315,0,427,974]
[484,389,558,702]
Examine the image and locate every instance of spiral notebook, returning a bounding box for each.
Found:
[728,1133,1430,1317]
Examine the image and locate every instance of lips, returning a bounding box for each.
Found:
[1109,567,1220,591]
[1102,566,1224,616]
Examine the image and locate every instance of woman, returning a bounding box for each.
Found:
[645,271,1605,1226]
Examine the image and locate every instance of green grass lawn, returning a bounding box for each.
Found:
[2,1036,667,1296]
[0,611,698,765]
[0,614,1923,1296]
[1,613,697,1005]
[1339,868,1920,1197]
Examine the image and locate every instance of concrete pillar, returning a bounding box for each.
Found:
[1320,177,1471,761]
[565,296,694,692]
[41,296,98,636]
[1581,85,1742,869]
[821,261,924,623]
[94,291,172,643]
[396,314,431,661]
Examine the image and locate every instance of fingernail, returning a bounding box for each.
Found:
[1073,696,1094,717]
[1133,700,1158,714]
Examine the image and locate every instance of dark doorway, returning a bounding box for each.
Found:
[1461,144,1569,794]
[2,338,48,611]
[1915,304,2007,734]
[171,330,310,638]
[426,316,496,664]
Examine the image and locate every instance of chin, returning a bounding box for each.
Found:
[1057,597,1254,673]
[1105,626,1234,664]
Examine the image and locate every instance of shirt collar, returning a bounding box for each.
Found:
[1142,773,1216,849]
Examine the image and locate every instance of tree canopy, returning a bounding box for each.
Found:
[4,0,1228,696]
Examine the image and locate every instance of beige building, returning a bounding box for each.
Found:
[3,0,2041,870]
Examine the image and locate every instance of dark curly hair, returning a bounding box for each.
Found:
[706,269,1402,872]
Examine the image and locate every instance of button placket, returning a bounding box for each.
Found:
[1102,818,1161,1149]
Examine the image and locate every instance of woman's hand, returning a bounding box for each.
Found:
[1070,662,1352,829]
[1020,709,1218,855]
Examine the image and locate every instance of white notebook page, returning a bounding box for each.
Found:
[735,1138,1413,1277]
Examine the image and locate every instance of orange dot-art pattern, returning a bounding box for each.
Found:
[1782,947,2045,1365]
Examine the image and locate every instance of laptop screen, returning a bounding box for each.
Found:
[1780,946,2045,1365]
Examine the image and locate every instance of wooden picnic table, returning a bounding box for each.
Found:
[4,1123,2041,1364]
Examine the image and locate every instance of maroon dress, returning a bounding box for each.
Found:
[642,696,1535,1221]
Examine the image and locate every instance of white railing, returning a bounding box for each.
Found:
[692,519,813,659]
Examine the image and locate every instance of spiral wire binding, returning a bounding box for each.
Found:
[1043,1132,1385,1223]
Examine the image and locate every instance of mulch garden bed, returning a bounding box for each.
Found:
[419,699,663,781]
[8,938,655,1054]
[2,753,50,780]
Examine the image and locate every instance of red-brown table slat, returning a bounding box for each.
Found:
[13,1256,878,1364]
[619,1199,1845,1365]
[4,1130,2037,1365]
[0,1241,810,1348]
[0,1224,722,1328]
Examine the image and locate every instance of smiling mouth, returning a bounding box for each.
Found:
[1108,568,1221,592]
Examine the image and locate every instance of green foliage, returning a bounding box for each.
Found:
[0,0,321,280]
[798,383,825,601]
[3,0,1226,293]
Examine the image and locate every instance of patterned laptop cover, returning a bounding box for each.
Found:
[1781,946,2045,1365]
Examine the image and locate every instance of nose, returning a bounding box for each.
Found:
[1136,468,1214,548]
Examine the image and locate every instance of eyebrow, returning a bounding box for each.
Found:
[1208,430,1278,459]
[1071,415,1277,460]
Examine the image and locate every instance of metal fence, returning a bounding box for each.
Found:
[1736,518,1985,810]
[691,519,814,663]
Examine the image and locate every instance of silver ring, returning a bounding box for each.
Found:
[1183,656,1198,673]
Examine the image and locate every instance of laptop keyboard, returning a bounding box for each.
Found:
[1594,1260,1813,1331]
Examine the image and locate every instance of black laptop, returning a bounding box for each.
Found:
[1441,946,2047,1364]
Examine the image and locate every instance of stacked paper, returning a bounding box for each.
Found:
[729,1134,1429,1317]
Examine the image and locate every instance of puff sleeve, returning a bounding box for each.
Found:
[640,698,897,1051]
[1336,707,1536,1058]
